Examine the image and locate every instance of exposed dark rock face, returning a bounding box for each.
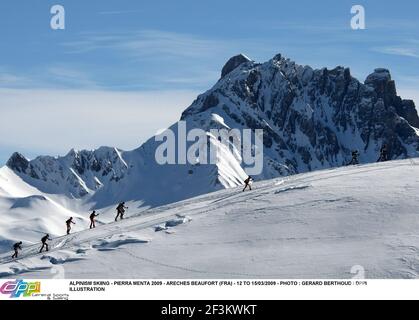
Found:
[182,54,419,179]
[6,153,29,174]
[221,54,252,78]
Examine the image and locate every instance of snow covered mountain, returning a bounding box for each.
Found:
[182,53,419,179]
[1,53,419,252]
[1,159,419,279]
[6,54,419,200]
[6,147,129,199]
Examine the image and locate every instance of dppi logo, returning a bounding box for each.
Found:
[0,280,41,298]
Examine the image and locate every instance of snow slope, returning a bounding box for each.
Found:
[0,167,91,252]
[1,159,419,279]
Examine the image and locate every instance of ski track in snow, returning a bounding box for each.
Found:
[1,159,419,279]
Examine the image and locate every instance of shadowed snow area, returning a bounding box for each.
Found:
[1,159,419,279]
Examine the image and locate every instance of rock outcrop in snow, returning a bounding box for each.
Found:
[221,54,252,78]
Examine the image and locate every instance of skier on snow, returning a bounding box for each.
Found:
[115,202,128,221]
[89,210,99,229]
[11,241,22,259]
[39,234,51,253]
[66,217,75,235]
[378,144,388,162]
[349,150,359,165]
[243,176,253,192]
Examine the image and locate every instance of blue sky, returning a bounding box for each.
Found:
[1,0,419,164]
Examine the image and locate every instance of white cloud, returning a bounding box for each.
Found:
[372,46,419,58]
[0,88,199,159]
[119,30,228,58]
[97,10,142,15]
[61,30,232,59]
[46,66,99,88]
[0,73,32,87]
[0,66,102,90]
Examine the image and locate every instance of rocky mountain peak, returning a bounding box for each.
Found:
[221,54,252,78]
[365,68,392,85]
[6,152,29,173]
[363,68,419,127]
[182,52,419,179]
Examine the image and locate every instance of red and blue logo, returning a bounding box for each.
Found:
[0,280,41,298]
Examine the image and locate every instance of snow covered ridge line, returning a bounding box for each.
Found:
[3,52,419,211]
[155,121,264,175]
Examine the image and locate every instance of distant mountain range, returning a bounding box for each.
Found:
[4,53,419,211]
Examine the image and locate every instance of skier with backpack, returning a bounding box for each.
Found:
[39,234,51,253]
[378,144,388,162]
[115,202,128,221]
[11,241,22,259]
[243,176,253,192]
[89,211,99,229]
[348,150,360,165]
[66,217,75,235]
